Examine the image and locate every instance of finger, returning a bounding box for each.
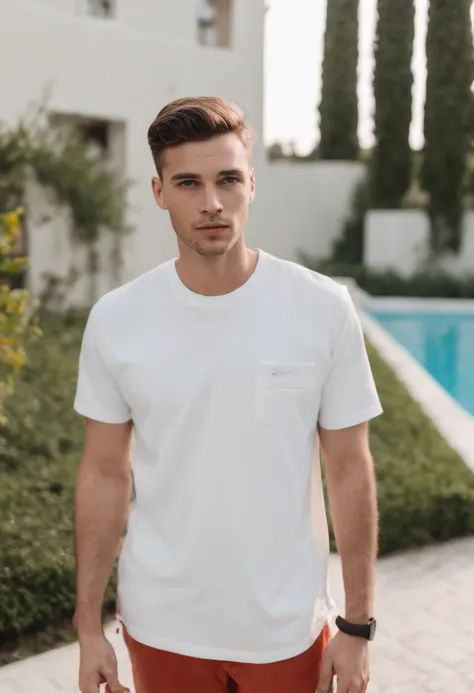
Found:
[79,676,100,693]
[104,676,130,693]
[316,654,334,693]
[335,677,351,693]
[348,676,366,693]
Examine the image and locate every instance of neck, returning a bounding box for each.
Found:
[175,240,258,297]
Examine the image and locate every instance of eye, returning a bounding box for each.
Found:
[221,176,239,185]
[178,180,198,188]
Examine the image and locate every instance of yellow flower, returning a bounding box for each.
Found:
[2,211,19,230]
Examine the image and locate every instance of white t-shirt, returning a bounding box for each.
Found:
[74,250,382,664]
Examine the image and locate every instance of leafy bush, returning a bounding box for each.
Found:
[1,312,474,651]
[0,311,118,651]
[0,311,84,473]
[302,258,474,298]
[0,209,41,424]
[355,344,474,555]
[0,101,131,304]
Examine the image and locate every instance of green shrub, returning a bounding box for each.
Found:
[1,312,473,647]
[362,344,474,554]
[0,311,118,647]
[0,311,85,474]
[302,259,474,298]
[0,209,41,425]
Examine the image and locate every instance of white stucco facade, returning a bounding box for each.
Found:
[0,0,360,304]
[364,210,431,277]
[364,210,474,277]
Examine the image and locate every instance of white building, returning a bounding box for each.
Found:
[0,0,362,305]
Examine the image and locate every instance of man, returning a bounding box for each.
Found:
[73,96,382,693]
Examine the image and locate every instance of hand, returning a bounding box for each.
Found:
[316,631,370,693]
[78,633,130,693]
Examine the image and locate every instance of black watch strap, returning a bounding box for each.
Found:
[335,616,377,641]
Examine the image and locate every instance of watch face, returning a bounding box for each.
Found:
[368,618,377,640]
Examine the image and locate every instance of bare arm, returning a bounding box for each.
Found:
[73,417,133,639]
[319,421,378,623]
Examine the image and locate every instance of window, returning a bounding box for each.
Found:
[85,0,114,19]
[197,0,232,48]
[77,120,109,154]
[51,114,111,158]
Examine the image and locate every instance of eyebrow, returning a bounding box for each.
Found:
[170,168,244,181]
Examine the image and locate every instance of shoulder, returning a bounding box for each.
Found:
[262,251,352,316]
[87,260,174,332]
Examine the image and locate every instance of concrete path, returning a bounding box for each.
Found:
[1,537,473,692]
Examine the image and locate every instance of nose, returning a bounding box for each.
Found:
[200,186,223,215]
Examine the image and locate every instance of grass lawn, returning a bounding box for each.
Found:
[1,311,474,664]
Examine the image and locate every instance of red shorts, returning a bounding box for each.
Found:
[123,623,332,693]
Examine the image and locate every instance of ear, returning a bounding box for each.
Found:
[152,176,168,210]
[249,168,256,203]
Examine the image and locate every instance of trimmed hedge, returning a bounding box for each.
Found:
[1,312,474,649]
[362,343,474,554]
[302,259,474,298]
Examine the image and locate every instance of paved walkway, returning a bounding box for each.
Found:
[1,537,473,692]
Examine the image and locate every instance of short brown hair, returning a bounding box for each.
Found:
[147,96,254,177]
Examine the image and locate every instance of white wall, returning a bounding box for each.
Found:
[445,213,474,274]
[248,160,365,263]
[0,0,267,304]
[364,210,474,277]
[365,210,430,277]
[0,0,361,305]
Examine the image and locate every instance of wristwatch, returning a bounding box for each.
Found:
[335,616,377,641]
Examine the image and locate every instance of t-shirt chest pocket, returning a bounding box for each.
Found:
[255,362,320,428]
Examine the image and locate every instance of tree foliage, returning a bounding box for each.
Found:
[0,101,131,302]
[371,0,415,208]
[422,0,474,252]
[318,0,359,160]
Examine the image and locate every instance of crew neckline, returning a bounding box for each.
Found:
[167,249,267,307]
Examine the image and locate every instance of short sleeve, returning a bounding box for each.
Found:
[74,307,131,424]
[318,287,383,430]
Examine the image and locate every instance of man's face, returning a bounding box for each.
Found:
[152,133,255,257]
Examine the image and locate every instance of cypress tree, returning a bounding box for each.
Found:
[371,0,415,208]
[318,0,359,160]
[422,0,474,251]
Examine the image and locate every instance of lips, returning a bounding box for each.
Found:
[196,224,229,230]
[196,226,230,234]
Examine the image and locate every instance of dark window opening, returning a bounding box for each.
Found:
[86,0,114,19]
[77,121,109,153]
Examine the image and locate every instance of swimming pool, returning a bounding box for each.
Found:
[370,310,474,417]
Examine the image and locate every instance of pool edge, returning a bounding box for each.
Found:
[335,277,474,475]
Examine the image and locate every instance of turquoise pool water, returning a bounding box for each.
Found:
[371,310,474,417]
